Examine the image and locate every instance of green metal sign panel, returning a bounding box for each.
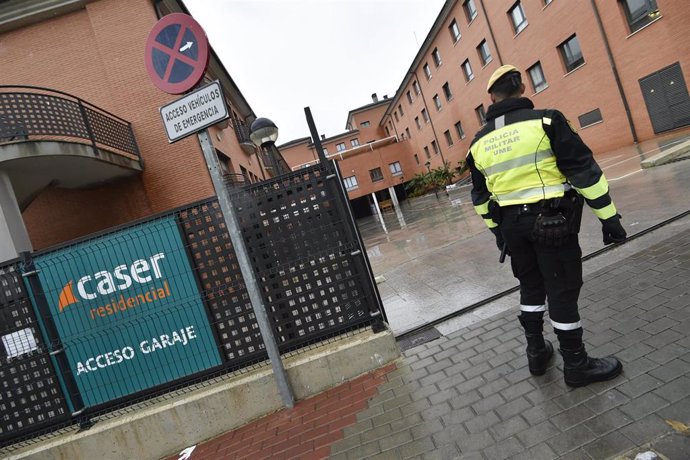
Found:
[31,216,222,407]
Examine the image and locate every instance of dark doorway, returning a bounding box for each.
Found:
[349,195,374,218]
[640,62,690,133]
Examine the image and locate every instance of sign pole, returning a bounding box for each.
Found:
[196,129,295,408]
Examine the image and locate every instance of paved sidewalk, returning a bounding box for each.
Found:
[174,228,690,459]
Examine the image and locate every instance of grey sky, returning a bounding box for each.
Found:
[185,0,445,144]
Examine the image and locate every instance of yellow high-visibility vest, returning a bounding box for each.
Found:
[470,117,567,206]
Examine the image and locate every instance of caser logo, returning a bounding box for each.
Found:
[57,253,169,319]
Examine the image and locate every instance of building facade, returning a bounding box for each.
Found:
[281,0,690,217]
[0,0,276,253]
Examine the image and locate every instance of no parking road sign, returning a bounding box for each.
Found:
[145,13,209,94]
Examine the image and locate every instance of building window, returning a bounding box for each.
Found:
[528,62,548,93]
[406,90,413,104]
[424,146,431,159]
[558,35,585,73]
[385,126,390,136]
[423,63,432,80]
[433,94,442,111]
[216,150,231,175]
[405,127,411,139]
[431,140,439,155]
[414,154,420,165]
[477,39,492,65]
[442,82,453,101]
[413,80,421,95]
[578,108,603,128]
[449,19,461,42]
[462,59,474,82]
[415,116,421,130]
[336,142,346,152]
[421,108,429,123]
[432,48,443,67]
[622,0,660,33]
[455,121,465,139]
[369,167,384,182]
[323,147,329,155]
[361,120,371,127]
[509,2,528,34]
[398,104,404,116]
[463,0,478,22]
[389,161,403,176]
[475,104,486,125]
[444,130,453,146]
[240,165,249,182]
[394,112,399,122]
[351,138,360,147]
[343,175,358,190]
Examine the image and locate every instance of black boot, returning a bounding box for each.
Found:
[518,313,553,375]
[560,345,622,387]
[526,337,554,376]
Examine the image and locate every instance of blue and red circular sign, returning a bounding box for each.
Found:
[145,13,209,94]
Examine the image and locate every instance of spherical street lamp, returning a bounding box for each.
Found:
[249,117,279,147]
[250,117,286,176]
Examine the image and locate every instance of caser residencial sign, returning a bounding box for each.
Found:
[160,80,229,143]
[30,216,222,407]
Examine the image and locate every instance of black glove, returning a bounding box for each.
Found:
[490,227,507,253]
[601,214,627,245]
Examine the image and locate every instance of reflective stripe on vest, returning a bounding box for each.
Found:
[470,118,567,206]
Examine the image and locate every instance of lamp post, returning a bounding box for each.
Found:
[424,160,438,200]
[250,117,286,176]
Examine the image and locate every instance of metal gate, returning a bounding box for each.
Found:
[640,62,690,133]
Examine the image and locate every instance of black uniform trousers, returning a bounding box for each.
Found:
[498,207,583,329]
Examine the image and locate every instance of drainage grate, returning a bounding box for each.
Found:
[397,327,442,352]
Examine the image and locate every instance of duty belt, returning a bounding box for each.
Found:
[500,202,543,215]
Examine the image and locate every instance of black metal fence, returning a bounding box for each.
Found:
[0,161,384,449]
[0,261,71,443]
[0,85,140,159]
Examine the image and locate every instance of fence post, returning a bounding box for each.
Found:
[19,251,88,421]
[329,161,387,331]
[196,128,295,408]
[303,107,388,330]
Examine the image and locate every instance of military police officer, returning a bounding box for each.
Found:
[467,65,627,387]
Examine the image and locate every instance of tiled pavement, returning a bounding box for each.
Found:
[178,228,690,459]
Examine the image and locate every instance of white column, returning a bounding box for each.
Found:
[388,186,400,210]
[371,193,388,233]
[389,186,407,229]
[0,171,32,262]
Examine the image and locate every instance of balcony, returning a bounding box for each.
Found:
[0,85,142,209]
[230,117,257,155]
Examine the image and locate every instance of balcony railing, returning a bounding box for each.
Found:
[230,116,257,154]
[0,85,140,160]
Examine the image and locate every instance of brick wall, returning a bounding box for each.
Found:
[387,0,690,159]
[0,0,262,249]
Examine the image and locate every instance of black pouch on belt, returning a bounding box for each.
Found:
[563,191,584,234]
[531,211,569,247]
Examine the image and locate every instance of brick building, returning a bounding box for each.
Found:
[280,0,690,217]
[0,0,278,253]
